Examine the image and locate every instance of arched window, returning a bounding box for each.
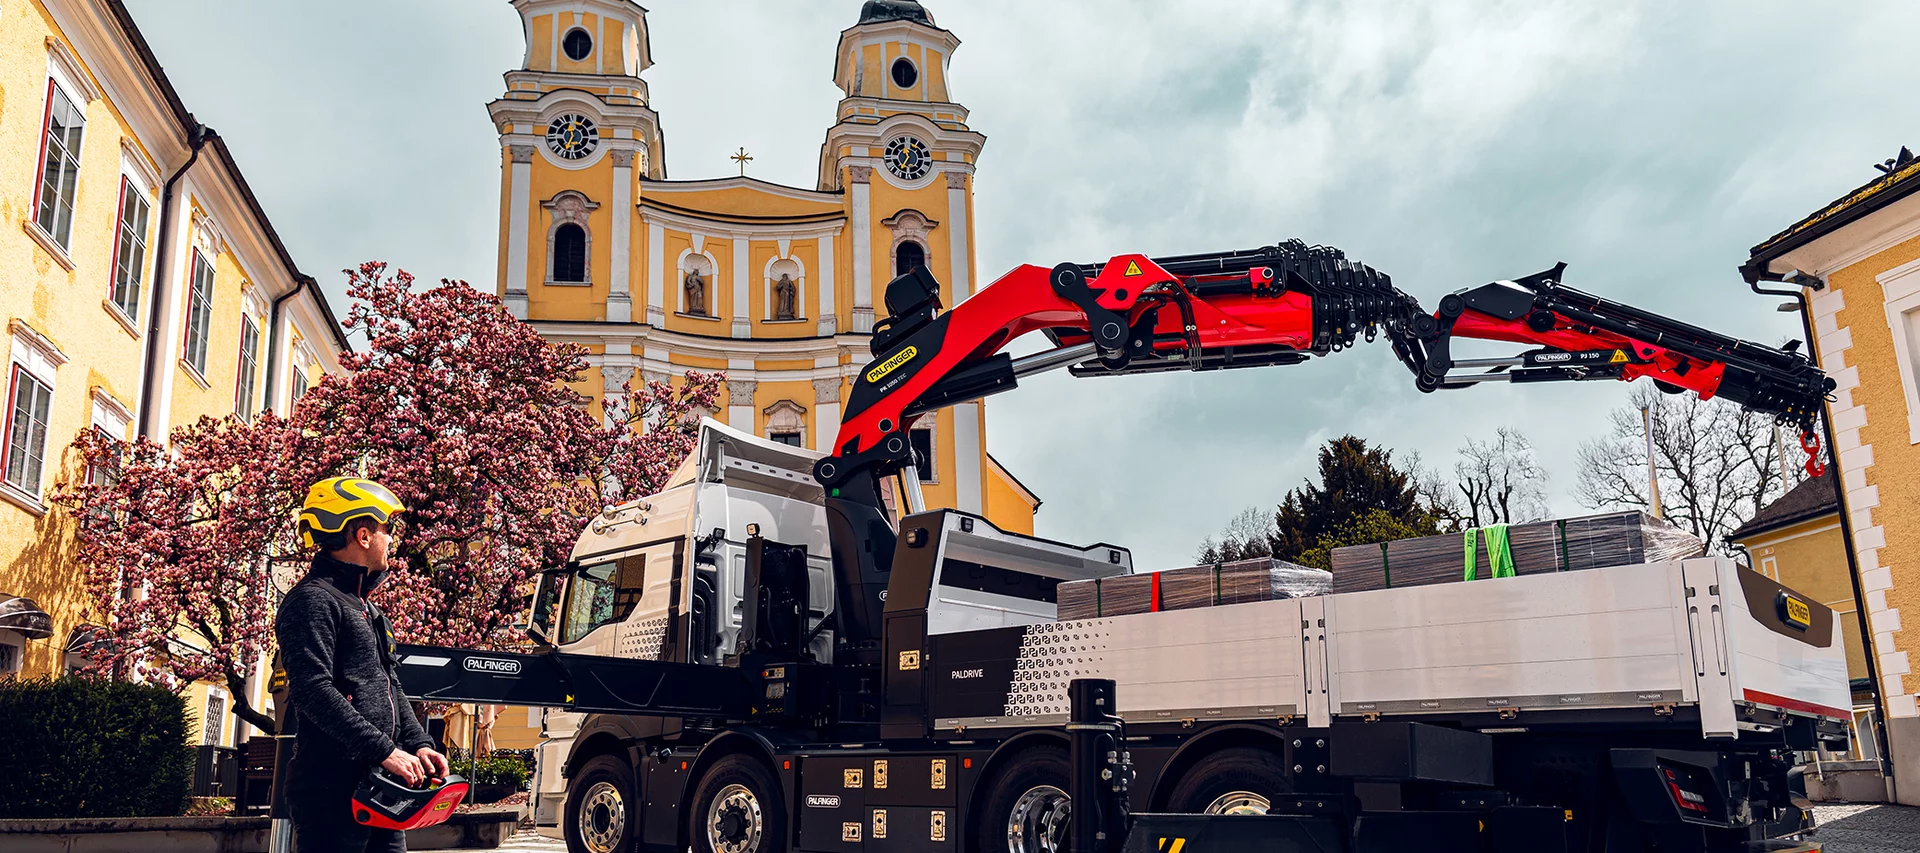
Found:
[541,190,598,286]
[895,240,925,277]
[553,223,586,282]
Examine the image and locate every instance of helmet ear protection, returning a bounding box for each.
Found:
[297,477,405,549]
[352,768,468,830]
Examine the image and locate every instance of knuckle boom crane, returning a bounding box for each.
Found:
[814,239,1834,507]
[397,238,1848,853]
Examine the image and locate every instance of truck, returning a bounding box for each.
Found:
[397,240,1848,853]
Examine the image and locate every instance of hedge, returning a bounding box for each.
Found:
[0,677,194,818]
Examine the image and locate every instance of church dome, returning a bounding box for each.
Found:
[858,0,934,26]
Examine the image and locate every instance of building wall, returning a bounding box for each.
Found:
[0,0,155,679]
[1734,515,1866,684]
[0,0,347,706]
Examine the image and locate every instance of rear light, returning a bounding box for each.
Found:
[1662,766,1710,815]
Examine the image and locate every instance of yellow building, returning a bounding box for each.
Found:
[0,0,348,748]
[1743,145,1920,803]
[490,0,1038,533]
[1728,471,1875,757]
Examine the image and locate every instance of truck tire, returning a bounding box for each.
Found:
[566,754,640,853]
[689,754,787,853]
[973,746,1072,853]
[1164,746,1292,815]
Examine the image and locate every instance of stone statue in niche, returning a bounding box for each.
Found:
[773,273,799,320]
[683,268,708,316]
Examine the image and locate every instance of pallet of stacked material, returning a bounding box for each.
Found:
[1330,511,1704,594]
[1056,559,1334,620]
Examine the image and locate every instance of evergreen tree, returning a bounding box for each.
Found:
[1270,436,1433,562]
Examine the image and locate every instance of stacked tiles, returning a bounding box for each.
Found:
[1329,510,1705,594]
[1056,558,1332,621]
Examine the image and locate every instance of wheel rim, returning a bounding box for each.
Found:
[706,782,764,853]
[1204,791,1272,816]
[578,781,626,853]
[1006,784,1071,853]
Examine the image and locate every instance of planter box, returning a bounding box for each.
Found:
[0,805,526,852]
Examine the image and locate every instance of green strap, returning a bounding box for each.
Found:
[1464,528,1480,580]
[1556,519,1568,572]
[1380,541,1391,588]
[1487,523,1515,578]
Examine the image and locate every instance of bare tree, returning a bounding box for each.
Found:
[1195,506,1277,563]
[1575,384,1806,547]
[1403,450,1465,532]
[1454,426,1549,527]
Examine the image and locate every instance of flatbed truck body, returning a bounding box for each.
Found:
[399,421,1848,853]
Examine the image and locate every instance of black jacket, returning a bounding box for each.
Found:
[275,553,433,791]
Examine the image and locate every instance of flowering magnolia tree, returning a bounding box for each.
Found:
[56,263,721,733]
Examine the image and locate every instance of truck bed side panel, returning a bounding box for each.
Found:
[1324,563,1696,716]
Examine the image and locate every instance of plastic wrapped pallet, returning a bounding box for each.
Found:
[1056,558,1332,620]
[1330,511,1704,594]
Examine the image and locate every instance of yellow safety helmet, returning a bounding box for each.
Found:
[297,477,405,549]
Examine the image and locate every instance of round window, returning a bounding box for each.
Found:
[563,29,593,61]
[890,58,918,89]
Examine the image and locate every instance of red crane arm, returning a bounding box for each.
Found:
[812,242,1833,498]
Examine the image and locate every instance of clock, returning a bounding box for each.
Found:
[883,135,931,181]
[546,114,599,161]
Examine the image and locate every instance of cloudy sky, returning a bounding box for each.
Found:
[126,0,1920,570]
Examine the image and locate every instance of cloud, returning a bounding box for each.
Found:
[125,0,1920,570]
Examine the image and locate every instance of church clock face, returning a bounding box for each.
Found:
[883,135,932,181]
[546,114,599,160]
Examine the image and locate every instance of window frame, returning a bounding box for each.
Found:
[182,249,216,377]
[4,364,55,499]
[1878,257,1920,445]
[909,424,938,484]
[235,314,261,420]
[31,78,87,252]
[108,175,153,325]
[552,222,588,283]
[87,389,132,489]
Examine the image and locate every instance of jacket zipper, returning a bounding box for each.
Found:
[356,571,399,746]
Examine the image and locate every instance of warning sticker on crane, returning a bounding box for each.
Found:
[1123,260,1144,277]
[1610,350,1629,363]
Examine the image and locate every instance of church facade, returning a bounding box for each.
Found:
[489,0,1037,531]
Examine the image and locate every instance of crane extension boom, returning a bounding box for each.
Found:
[811,240,1834,503]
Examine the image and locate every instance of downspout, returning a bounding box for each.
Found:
[1749,270,1893,782]
[260,276,315,417]
[137,123,208,440]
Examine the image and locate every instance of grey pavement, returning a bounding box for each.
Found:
[431,808,1920,852]
[1813,805,1920,853]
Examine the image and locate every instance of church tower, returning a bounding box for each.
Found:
[489,0,1039,532]
[819,0,986,331]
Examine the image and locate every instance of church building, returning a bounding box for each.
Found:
[489,0,1037,532]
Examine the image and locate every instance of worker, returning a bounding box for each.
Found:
[277,477,450,852]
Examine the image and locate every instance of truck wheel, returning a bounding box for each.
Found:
[1164,746,1292,815]
[566,754,639,853]
[689,754,787,853]
[974,747,1072,853]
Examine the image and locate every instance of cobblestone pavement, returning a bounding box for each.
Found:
[419,827,565,852]
[1813,805,1920,853]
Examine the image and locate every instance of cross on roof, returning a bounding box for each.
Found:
[731,147,753,176]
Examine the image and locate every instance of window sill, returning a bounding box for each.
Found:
[543,279,593,287]
[0,482,48,517]
[102,300,140,339]
[761,317,810,324]
[21,221,76,272]
[674,311,722,322]
[179,360,211,390]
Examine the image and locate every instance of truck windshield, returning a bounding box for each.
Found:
[559,555,646,645]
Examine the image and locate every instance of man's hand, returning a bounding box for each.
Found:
[417,747,451,780]
[382,748,426,787]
